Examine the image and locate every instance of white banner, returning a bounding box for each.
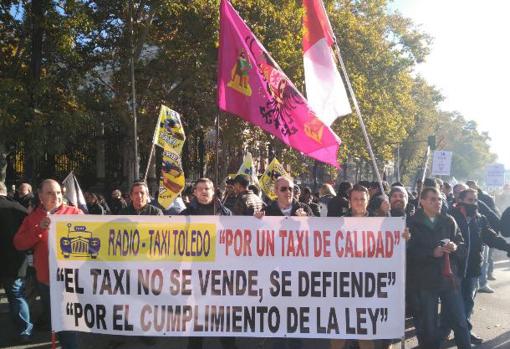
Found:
[431,150,453,176]
[49,215,406,339]
[486,163,505,187]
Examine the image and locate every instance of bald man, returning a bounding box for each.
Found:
[14,179,82,349]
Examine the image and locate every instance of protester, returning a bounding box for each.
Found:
[318,183,336,216]
[181,178,236,349]
[109,189,127,214]
[14,182,33,209]
[97,194,111,214]
[327,181,352,217]
[0,182,32,343]
[447,188,510,344]
[231,174,265,216]
[255,176,311,349]
[257,176,313,218]
[222,176,237,210]
[13,179,82,349]
[120,181,163,215]
[467,180,499,214]
[300,186,320,217]
[407,187,471,349]
[84,192,105,214]
[331,184,392,349]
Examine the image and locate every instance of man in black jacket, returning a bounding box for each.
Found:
[0,182,33,342]
[449,188,510,343]
[254,176,311,349]
[231,174,264,216]
[120,181,163,215]
[408,187,471,349]
[258,176,313,217]
[181,178,235,349]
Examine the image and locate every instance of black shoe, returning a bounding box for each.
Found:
[470,333,483,344]
[18,335,32,344]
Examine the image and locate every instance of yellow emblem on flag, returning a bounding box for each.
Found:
[227,50,252,96]
[259,158,289,201]
[304,116,324,143]
[155,106,186,209]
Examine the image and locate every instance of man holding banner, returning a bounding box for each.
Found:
[14,179,83,349]
[181,177,236,349]
[120,181,163,216]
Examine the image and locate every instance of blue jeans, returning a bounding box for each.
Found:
[2,277,33,336]
[461,277,478,332]
[38,283,78,349]
[415,287,471,349]
[479,245,490,287]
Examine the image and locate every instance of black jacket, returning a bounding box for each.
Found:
[451,208,510,277]
[0,196,28,278]
[501,207,510,237]
[263,200,313,217]
[232,190,265,216]
[120,203,163,215]
[327,195,349,217]
[408,209,466,290]
[180,198,231,216]
[109,198,127,215]
[478,189,499,214]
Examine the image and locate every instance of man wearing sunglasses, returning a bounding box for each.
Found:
[256,176,312,217]
[254,175,311,349]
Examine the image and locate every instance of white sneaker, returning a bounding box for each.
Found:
[478,285,495,293]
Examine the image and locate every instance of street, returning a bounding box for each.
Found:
[1,250,509,349]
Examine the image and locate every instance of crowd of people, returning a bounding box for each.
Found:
[1,174,510,349]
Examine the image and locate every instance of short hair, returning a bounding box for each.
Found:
[389,186,409,202]
[274,175,293,190]
[423,178,438,189]
[459,188,477,201]
[233,174,250,188]
[420,187,440,200]
[349,184,369,199]
[443,182,452,190]
[19,183,32,192]
[0,182,6,195]
[194,177,214,189]
[337,182,353,196]
[466,180,478,190]
[130,181,149,195]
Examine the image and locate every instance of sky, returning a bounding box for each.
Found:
[390,0,510,168]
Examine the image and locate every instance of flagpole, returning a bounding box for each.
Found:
[333,45,384,195]
[143,113,161,182]
[215,113,220,188]
[129,0,140,180]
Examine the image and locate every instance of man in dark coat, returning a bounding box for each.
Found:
[231,174,264,216]
[407,187,471,349]
[448,188,510,343]
[260,176,313,217]
[0,181,32,342]
[182,178,235,349]
[120,181,163,215]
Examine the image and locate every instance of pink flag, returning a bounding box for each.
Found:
[217,0,341,168]
[303,0,351,125]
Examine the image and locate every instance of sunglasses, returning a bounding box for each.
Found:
[279,186,294,193]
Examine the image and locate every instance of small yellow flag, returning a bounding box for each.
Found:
[156,106,186,209]
[259,158,289,201]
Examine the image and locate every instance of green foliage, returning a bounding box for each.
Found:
[0,0,496,185]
